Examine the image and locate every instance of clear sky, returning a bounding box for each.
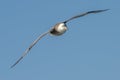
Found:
[0,0,120,80]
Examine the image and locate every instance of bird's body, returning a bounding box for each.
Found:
[11,9,109,68]
[50,23,68,36]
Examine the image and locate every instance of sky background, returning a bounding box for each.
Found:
[0,0,120,80]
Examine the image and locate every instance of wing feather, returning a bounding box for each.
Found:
[11,31,49,68]
[63,9,109,23]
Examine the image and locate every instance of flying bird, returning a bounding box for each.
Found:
[11,9,109,68]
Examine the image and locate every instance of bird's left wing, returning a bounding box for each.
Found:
[11,31,50,68]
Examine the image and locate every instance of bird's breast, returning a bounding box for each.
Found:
[50,23,68,36]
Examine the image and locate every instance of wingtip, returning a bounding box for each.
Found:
[10,57,23,69]
[95,9,110,13]
[10,65,14,69]
[10,62,17,69]
[103,9,110,11]
[10,64,15,69]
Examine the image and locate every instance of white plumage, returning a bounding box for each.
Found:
[50,23,68,36]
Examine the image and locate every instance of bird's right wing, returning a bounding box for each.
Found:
[11,31,50,68]
[63,9,109,23]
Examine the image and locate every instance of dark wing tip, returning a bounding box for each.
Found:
[100,9,110,12]
[10,57,23,68]
[89,9,110,14]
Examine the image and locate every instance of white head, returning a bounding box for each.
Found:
[50,23,68,36]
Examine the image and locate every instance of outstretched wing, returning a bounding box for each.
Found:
[63,9,109,23]
[11,31,50,68]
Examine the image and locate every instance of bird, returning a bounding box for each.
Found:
[11,9,109,68]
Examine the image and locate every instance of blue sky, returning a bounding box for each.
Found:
[0,0,120,80]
